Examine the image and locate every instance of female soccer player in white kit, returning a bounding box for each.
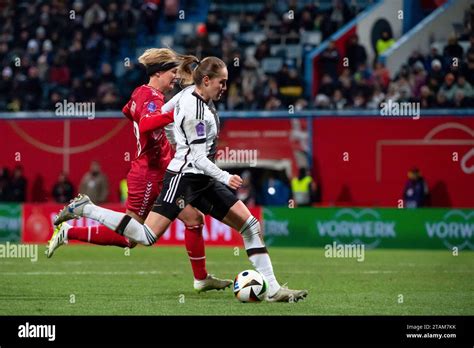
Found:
[55,56,308,302]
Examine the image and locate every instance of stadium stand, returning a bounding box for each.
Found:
[1,0,472,112]
[0,0,372,111]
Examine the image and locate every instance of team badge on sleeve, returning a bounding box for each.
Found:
[196,122,205,137]
[147,101,157,112]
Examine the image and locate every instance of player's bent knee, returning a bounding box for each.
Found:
[179,209,204,226]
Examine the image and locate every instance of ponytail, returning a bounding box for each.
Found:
[177,54,199,86]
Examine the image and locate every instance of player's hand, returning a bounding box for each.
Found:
[228,175,243,190]
[170,143,176,151]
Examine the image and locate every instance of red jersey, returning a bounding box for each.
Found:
[122,85,172,173]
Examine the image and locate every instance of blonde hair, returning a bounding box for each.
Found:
[138,48,201,85]
[138,48,180,68]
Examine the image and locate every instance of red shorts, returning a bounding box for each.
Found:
[125,167,164,220]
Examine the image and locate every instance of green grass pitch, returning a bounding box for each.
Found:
[0,245,472,315]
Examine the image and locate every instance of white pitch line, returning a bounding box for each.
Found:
[362,270,397,274]
[0,270,178,276]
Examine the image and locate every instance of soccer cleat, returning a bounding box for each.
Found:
[266,285,308,303]
[45,222,71,258]
[194,274,233,293]
[54,194,93,225]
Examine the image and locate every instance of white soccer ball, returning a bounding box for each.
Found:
[233,269,268,302]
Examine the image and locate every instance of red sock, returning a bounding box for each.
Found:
[184,224,208,280]
[68,225,131,248]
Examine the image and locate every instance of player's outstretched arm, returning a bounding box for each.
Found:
[138,110,174,133]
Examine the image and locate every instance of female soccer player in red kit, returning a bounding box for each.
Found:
[47,48,231,292]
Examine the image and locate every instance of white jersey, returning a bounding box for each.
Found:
[166,89,231,186]
[161,85,196,145]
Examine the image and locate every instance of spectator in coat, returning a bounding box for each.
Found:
[79,161,109,204]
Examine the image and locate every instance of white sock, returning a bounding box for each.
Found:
[240,215,281,296]
[82,204,156,246]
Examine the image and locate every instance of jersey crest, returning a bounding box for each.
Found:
[196,122,205,137]
[147,101,157,112]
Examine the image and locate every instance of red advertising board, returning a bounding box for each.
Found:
[3,116,473,209]
[1,118,135,203]
[21,203,259,246]
[1,118,303,201]
[312,116,474,207]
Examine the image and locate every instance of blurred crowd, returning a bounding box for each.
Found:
[0,0,147,111]
[193,0,364,111]
[314,5,474,109]
[1,1,473,112]
[0,0,365,112]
